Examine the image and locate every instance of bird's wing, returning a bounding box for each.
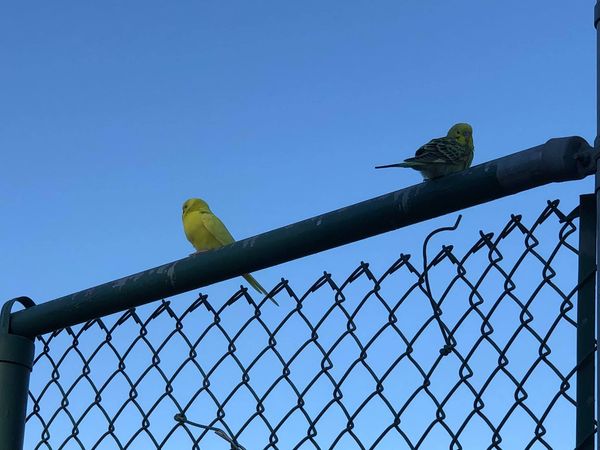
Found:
[201,213,236,246]
[411,138,469,164]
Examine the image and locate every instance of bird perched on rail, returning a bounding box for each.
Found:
[375,123,474,180]
[182,198,278,305]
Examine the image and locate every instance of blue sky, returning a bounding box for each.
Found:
[1,1,595,448]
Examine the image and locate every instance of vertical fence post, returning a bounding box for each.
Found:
[0,297,35,450]
[577,194,596,449]
[595,3,600,449]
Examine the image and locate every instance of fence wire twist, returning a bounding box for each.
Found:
[25,200,587,449]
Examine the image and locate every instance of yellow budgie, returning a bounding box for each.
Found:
[375,123,474,180]
[182,198,278,305]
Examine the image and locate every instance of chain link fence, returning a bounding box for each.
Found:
[24,200,587,449]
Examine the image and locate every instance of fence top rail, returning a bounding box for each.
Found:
[9,136,594,337]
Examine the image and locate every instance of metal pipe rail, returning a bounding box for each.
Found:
[9,136,595,338]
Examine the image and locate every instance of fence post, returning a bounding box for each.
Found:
[595,2,600,449]
[576,195,596,449]
[0,297,35,450]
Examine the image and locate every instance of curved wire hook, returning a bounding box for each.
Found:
[420,215,462,355]
[174,414,246,450]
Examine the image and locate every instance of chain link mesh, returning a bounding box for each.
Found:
[25,200,587,449]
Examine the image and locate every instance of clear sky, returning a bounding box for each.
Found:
[1,1,595,449]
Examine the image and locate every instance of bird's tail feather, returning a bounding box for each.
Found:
[375,162,410,169]
[243,273,279,306]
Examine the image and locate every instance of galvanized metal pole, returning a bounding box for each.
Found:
[0,297,35,450]
[576,194,596,450]
[8,136,595,338]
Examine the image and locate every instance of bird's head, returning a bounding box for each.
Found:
[182,198,210,216]
[447,123,474,149]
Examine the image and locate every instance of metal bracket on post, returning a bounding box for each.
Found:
[0,297,35,450]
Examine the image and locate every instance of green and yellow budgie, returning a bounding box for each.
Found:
[182,198,278,305]
[375,123,474,180]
